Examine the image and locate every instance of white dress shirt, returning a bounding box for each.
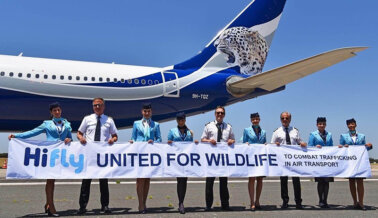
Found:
[201,121,235,142]
[270,126,303,145]
[78,113,118,142]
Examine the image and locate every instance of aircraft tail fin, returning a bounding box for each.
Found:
[174,0,286,76]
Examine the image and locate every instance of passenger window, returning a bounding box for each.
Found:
[27,73,31,78]
[141,79,146,85]
[9,72,14,77]
[113,78,117,83]
[35,74,40,79]
[154,80,159,84]
[106,78,110,82]
[60,75,64,80]
[91,77,95,81]
[52,75,56,80]
[44,75,48,79]
[84,76,88,81]
[134,79,139,84]
[148,80,152,85]
[127,79,132,84]
[68,76,72,80]
[99,77,103,82]
[121,79,125,83]
[0,71,4,76]
[18,73,22,77]
[76,76,80,80]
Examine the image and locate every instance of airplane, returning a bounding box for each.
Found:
[0,0,367,132]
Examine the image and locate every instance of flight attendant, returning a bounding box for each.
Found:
[242,113,266,211]
[339,118,372,210]
[167,112,199,214]
[130,103,162,213]
[201,106,235,211]
[308,117,334,208]
[8,102,72,217]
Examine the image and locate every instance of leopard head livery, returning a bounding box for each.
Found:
[214,27,268,75]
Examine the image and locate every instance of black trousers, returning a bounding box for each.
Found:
[79,179,109,209]
[177,177,188,204]
[205,177,229,208]
[280,176,302,205]
[317,180,330,204]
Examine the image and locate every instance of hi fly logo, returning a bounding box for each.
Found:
[24,147,84,173]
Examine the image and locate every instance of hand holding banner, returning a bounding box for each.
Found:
[6,139,371,179]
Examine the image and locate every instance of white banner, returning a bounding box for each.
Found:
[6,139,371,179]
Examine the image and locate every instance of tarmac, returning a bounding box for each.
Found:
[0,168,378,217]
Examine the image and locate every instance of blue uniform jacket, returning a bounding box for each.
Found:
[340,132,371,150]
[167,127,193,142]
[242,127,266,144]
[14,119,72,141]
[308,130,333,146]
[131,119,162,142]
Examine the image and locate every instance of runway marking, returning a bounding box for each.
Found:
[1,179,378,186]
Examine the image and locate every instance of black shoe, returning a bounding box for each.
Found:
[296,204,303,209]
[354,204,362,210]
[47,209,59,217]
[221,206,233,211]
[76,208,87,215]
[360,206,367,211]
[178,203,185,214]
[204,207,212,211]
[249,206,255,212]
[281,202,289,209]
[255,205,262,210]
[101,206,111,214]
[139,209,147,214]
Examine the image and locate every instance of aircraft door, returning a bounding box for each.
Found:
[162,71,180,97]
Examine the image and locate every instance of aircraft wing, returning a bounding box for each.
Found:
[228,47,368,91]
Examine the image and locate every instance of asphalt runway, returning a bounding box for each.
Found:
[0,176,377,217]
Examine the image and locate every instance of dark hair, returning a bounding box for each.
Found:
[142,102,152,109]
[250,113,260,118]
[346,118,356,125]
[215,106,225,113]
[317,117,327,124]
[49,102,61,111]
[176,112,186,120]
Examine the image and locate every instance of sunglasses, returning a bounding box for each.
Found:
[216,111,225,115]
[93,104,103,108]
[281,117,290,120]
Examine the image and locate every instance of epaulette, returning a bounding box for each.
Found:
[227,123,232,127]
[293,127,298,131]
[273,127,279,132]
[205,122,211,126]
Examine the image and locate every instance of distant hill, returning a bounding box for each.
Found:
[0,153,7,158]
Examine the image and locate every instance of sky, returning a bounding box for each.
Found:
[0,0,377,158]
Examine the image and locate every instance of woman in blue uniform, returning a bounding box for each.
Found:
[308,117,333,208]
[167,112,198,214]
[339,118,372,210]
[242,113,266,211]
[129,103,161,214]
[8,102,72,217]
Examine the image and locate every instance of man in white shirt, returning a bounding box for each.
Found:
[201,106,235,211]
[271,111,306,209]
[76,98,118,214]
